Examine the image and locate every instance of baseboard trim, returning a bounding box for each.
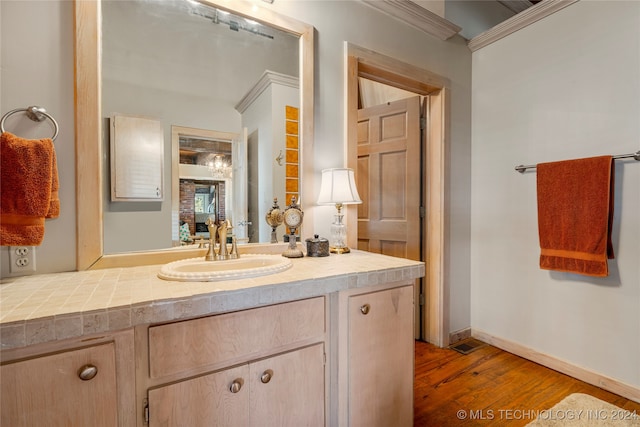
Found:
[472,328,640,404]
[448,328,471,345]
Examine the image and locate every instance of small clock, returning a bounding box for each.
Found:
[283,196,304,231]
[283,207,303,230]
[282,197,304,258]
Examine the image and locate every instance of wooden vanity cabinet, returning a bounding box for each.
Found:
[144,297,326,427]
[335,283,415,427]
[0,329,135,427]
[0,277,418,427]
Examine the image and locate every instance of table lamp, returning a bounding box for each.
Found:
[317,168,362,254]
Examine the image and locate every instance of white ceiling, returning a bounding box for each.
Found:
[444,0,540,40]
[360,0,543,42]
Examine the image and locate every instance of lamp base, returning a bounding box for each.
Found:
[330,245,351,254]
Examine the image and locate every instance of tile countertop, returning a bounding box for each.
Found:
[0,250,424,350]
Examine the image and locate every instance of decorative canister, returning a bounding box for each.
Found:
[305,234,329,257]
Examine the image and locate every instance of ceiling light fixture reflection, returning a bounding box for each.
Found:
[189,4,274,39]
[207,155,232,180]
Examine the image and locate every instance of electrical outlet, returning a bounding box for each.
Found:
[9,246,36,274]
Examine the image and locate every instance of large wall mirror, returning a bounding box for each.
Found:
[75,0,314,270]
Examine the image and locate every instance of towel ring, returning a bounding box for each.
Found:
[0,106,59,141]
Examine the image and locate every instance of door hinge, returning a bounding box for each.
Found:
[420,206,425,218]
[144,402,149,424]
[419,293,425,306]
[420,116,426,130]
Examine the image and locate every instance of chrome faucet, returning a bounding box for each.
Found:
[204,218,239,261]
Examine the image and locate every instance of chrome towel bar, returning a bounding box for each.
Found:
[515,151,640,173]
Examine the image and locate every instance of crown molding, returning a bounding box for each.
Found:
[468,0,580,51]
[235,70,299,113]
[360,0,461,41]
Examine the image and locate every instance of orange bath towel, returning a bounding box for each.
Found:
[536,155,614,277]
[0,131,60,246]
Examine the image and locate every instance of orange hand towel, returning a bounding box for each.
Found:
[537,155,614,277]
[0,131,60,246]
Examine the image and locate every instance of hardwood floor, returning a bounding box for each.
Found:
[414,340,640,426]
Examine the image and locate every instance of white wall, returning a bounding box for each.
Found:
[0,1,76,275]
[0,1,473,340]
[471,1,640,389]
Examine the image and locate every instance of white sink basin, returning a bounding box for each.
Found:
[158,254,293,282]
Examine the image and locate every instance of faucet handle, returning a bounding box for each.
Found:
[229,236,240,259]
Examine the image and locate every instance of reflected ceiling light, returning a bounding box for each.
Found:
[190,4,274,39]
[207,155,232,180]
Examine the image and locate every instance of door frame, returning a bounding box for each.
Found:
[344,43,449,347]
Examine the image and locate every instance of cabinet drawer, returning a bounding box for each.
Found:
[149,297,325,378]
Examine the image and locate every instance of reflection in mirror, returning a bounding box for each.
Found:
[101,0,299,253]
[178,132,232,243]
[75,0,314,269]
[172,125,248,246]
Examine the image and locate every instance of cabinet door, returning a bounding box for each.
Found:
[1,342,118,427]
[148,365,249,427]
[348,285,414,426]
[250,344,324,427]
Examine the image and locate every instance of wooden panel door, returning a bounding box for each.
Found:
[1,343,118,427]
[356,96,421,262]
[250,344,325,426]
[148,365,249,427]
[348,285,414,426]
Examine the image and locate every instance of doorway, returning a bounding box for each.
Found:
[171,126,248,245]
[345,44,449,346]
[356,93,423,339]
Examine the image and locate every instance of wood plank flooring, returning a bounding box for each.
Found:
[414,340,640,426]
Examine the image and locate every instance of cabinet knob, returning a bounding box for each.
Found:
[78,364,98,381]
[260,369,273,384]
[360,304,371,315]
[229,378,244,393]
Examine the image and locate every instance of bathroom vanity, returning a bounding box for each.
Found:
[0,250,423,426]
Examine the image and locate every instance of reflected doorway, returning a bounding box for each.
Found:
[171,126,248,246]
[181,181,224,240]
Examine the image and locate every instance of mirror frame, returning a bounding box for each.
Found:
[74,0,315,270]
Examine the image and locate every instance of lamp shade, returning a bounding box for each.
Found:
[317,168,362,205]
